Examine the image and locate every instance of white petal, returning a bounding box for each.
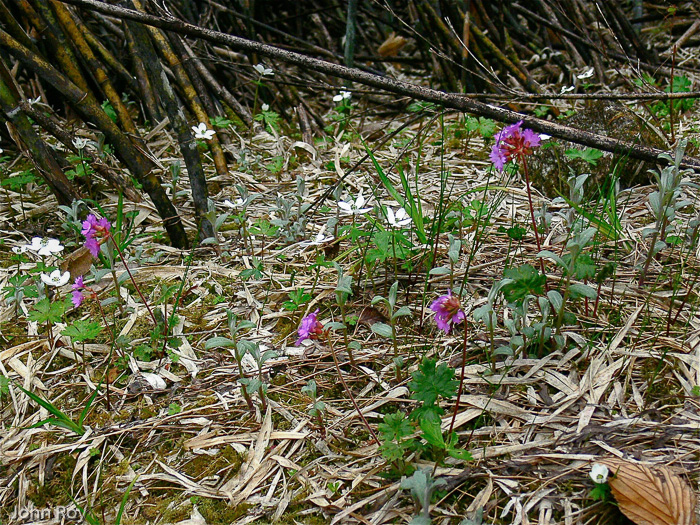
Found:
[337,201,353,213]
[27,237,43,252]
[333,95,343,102]
[386,207,396,225]
[355,193,365,208]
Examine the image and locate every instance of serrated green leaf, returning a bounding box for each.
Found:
[419,418,445,449]
[408,358,457,406]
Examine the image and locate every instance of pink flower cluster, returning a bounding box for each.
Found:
[81,214,111,257]
[489,121,541,172]
[72,276,86,307]
[430,290,465,334]
[296,309,325,345]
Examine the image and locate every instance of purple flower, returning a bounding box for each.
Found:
[72,276,85,307]
[430,290,465,334]
[81,214,111,257]
[296,309,324,345]
[490,120,541,172]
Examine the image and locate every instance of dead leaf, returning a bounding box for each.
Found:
[601,458,696,525]
[60,245,94,281]
[377,33,407,57]
[357,306,388,327]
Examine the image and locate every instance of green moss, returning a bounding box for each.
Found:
[198,500,252,524]
[26,452,76,508]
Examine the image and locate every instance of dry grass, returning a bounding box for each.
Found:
[2,97,700,525]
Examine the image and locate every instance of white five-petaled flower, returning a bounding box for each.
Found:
[261,103,270,112]
[386,206,412,228]
[577,67,595,80]
[40,269,71,287]
[589,463,609,484]
[333,90,352,103]
[25,237,64,256]
[12,245,29,254]
[192,123,216,140]
[72,137,89,150]
[254,64,274,76]
[338,192,372,215]
[302,231,334,246]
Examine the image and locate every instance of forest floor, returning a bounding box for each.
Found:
[3,62,700,525]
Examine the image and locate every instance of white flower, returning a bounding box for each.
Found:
[192,123,215,140]
[12,245,29,254]
[386,206,412,228]
[338,192,372,215]
[72,137,89,150]
[254,64,274,76]
[261,103,270,112]
[25,237,64,256]
[560,85,575,93]
[40,269,70,287]
[223,198,246,209]
[577,67,595,80]
[589,463,609,484]
[333,90,352,102]
[302,232,334,246]
[539,134,552,141]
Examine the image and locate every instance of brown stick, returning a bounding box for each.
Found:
[56,0,700,170]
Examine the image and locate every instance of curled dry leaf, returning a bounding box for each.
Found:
[377,32,407,57]
[357,306,388,327]
[600,457,696,525]
[60,245,94,281]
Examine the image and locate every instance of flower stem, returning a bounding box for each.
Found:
[107,234,157,327]
[448,322,469,439]
[326,332,378,445]
[520,155,546,277]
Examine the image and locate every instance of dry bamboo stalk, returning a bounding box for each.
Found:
[23,0,91,93]
[50,0,139,135]
[122,7,213,241]
[0,27,189,248]
[0,62,81,205]
[131,0,229,179]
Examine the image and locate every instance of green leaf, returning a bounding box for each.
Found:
[61,320,101,342]
[168,403,182,415]
[571,253,596,280]
[419,418,445,449]
[378,411,414,442]
[568,283,597,299]
[564,147,604,166]
[28,298,65,324]
[408,358,457,407]
[204,336,236,349]
[537,250,566,269]
[371,322,393,338]
[448,447,473,461]
[500,264,546,305]
[393,306,412,319]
